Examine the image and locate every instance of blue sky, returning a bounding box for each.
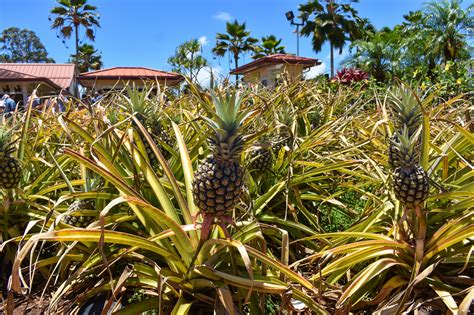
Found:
[1,0,434,82]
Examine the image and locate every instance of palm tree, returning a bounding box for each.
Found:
[49,0,100,56]
[212,20,258,80]
[252,35,286,59]
[423,0,473,62]
[299,0,363,77]
[70,44,102,73]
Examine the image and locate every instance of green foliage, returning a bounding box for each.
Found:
[69,43,102,73]
[0,27,55,63]
[419,60,473,98]
[1,80,471,314]
[168,39,209,83]
[252,35,286,59]
[346,0,473,84]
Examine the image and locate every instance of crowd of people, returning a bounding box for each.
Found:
[0,90,74,117]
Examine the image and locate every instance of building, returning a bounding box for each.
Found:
[0,63,78,105]
[230,54,321,87]
[78,67,184,91]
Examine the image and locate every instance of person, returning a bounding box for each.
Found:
[2,94,17,117]
[27,91,41,109]
[92,91,102,104]
[54,90,67,113]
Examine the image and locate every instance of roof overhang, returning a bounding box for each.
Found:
[78,76,184,88]
[230,55,321,75]
[0,73,62,90]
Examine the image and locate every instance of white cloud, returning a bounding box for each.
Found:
[198,36,208,47]
[214,11,233,22]
[196,66,224,87]
[304,62,327,79]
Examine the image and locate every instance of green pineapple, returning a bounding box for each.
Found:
[387,86,422,170]
[0,128,22,189]
[61,174,102,227]
[62,199,96,228]
[192,91,249,218]
[249,144,272,172]
[148,115,173,159]
[392,127,429,207]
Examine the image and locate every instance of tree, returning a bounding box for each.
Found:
[70,43,102,73]
[346,29,402,82]
[252,35,286,59]
[49,0,100,56]
[0,27,55,63]
[299,0,364,77]
[212,20,258,80]
[168,39,209,83]
[422,0,473,62]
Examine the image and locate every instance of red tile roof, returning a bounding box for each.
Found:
[0,63,76,89]
[79,67,184,81]
[230,54,321,74]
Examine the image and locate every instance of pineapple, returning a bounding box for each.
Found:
[62,199,96,228]
[387,86,422,170]
[148,116,173,159]
[0,128,22,189]
[272,135,293,155]
[193,91,249,218]
[392,127,429,207]
[249,144,272,172]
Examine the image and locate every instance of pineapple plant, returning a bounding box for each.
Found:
[249,143,272,172]
[272,106,294,155]
[61,173,102,227]
[387,85,422,170]
[192,91,250,237]
[0,128,22,189]
[392,127,429,207]
[121,86,173,165]
[148,114,173,159]
[62,199,96,228]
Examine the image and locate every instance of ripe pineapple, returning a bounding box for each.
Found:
[392,128,429,207]
[62,199,96,228]
[0,128,22,189]
[387,86,422,170]
[193,91,249,218]
[249,144,272,172]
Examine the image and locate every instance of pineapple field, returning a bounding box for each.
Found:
[0,80,473,314]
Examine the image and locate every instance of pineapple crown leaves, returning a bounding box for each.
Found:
[201,90,255,137]
[388,84,422,134]
[121,85,161,121]
[0,125,16,157]
[393,125,422,165]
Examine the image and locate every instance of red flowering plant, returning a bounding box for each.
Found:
[333,68,369,85]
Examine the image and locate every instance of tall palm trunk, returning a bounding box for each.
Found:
[234,52,239,82]
[330,42,334,77]
[74,24,79,57]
